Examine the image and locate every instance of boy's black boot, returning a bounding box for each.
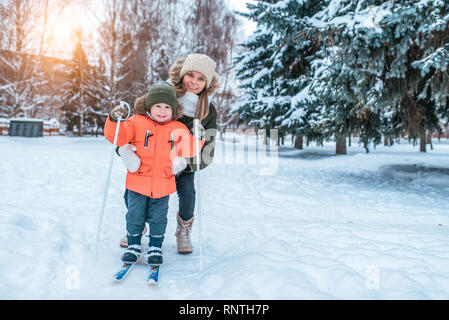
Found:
[121,235,142,263]
[147,246,163,265]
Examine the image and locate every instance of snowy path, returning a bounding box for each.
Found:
[1,136,449,299]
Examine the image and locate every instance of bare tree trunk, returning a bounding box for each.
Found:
[427,131,433,150]
[294,134,303,150]
[336,136,347,155]
[384,134,389,146]
[38,0,49,56]
[419,132,426,152]
[38,0,69,56]
[78,114,83,137]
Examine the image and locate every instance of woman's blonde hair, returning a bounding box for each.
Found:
[169,57,219,120]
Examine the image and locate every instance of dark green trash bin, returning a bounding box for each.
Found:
[9,119,43,137]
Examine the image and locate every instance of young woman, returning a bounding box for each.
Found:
[119,53,219,254]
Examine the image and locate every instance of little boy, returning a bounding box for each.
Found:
[104,81,204,265]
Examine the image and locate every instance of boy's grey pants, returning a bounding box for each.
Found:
[124,189,169,248]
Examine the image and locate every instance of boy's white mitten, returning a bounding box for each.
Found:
[110,104,128,121]
[117,144,141,173]
[171,156,187,175]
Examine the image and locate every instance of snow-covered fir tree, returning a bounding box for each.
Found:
[114,31,142,107]
[82,58,110,136]
[306,0,392,153]
[235,0,449,153]
[320,0,449,152]
[267,0,325,145]
[96,0,136,112]
[233,0,284,138]
[61,30,92,136]
[380,0,449,152]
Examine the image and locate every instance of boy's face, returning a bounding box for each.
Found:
[182,71,207,95]
[150,103,173,122]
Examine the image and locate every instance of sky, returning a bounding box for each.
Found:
[44,0,257,60]
[225,0,257,36]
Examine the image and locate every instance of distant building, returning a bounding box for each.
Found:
[0,118,60,136]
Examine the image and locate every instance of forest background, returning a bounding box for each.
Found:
[0,0,448,155]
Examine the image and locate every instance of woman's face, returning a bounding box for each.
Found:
[182,71,207,95]
[150,103,173,122]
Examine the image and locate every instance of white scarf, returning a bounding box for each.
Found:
[178,92,199,118]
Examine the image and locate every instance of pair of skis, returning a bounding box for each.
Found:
[114,263,160,284]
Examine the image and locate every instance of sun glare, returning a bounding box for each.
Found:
[49,20,79,45]
[45,5,96,59]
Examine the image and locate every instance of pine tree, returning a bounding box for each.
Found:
[96,0,129,111]
[235,1,338,146]
[61,29,91,136]
[307,0,393,153]
[235,0,449,153]
[84,61,109,136]
[265,0,326,145]
[331,0,449,152]
[381,0,449,152]
[115,31,137,107]
[233,0,284,136]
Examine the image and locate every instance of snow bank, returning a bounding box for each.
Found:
[378,164,449,190]
[1,136,449,299]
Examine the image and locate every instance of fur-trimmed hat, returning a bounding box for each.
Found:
[134,81,183,120]
[145,81,178,112]
[179,53,217,89]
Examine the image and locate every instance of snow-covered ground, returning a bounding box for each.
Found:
[1,134,449,299]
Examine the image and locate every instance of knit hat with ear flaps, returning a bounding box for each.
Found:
[179,53,217,89]
[145,81,179,118]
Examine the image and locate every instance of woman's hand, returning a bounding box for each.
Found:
[192,122,206,139]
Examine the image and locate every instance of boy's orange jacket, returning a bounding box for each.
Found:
[104,115,204,198]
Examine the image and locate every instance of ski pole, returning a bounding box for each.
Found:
[96,101,130,242]
[193,119,203,272]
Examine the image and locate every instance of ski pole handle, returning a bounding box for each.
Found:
[110,101,131,123]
